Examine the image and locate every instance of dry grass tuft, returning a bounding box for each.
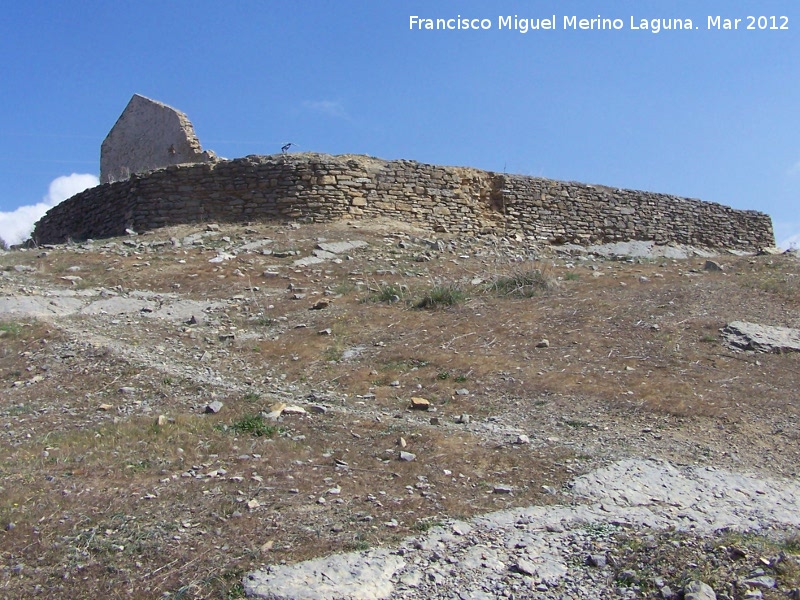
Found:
[486,265,559,297]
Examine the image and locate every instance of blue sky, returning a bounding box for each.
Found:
[1,0,798,247]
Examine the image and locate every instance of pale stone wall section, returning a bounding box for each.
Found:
[33,153,775,250]
[99,94,216,184]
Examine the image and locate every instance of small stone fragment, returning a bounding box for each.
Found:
[704,260,724,272]
[493,485,513,494]
[587,554,607,568]
[205,401,224,414]
[684,580,717,600]
[514,434,530,444]
[514,558,537,576]
[743,576,776,589]
[452,522,471,536]
[410,397,430,410]
[536,339,550,348]
[399,451,416,462]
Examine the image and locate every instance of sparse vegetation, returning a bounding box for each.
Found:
[414,283,466,308]
[365,282,406,303]
[412,518,444,532]
[1,220,798,598]
[488,266,558,297]
[225,414,278,437]
[0,321,22,338]
[738,256,800,302]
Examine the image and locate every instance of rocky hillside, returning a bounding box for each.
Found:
[1,219,798,599]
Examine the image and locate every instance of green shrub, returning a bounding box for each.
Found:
[366,283,406,304]
[414,284,466,309]
[225,415,277,437]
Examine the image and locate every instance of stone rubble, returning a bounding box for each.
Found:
[244,458,800,599]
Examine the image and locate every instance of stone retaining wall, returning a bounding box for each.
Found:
[32,153,774,249]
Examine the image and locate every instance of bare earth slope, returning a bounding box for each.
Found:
[1,220,798,599]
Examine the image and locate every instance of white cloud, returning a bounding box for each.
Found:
[0,173,98,246]
[302,99,350,120]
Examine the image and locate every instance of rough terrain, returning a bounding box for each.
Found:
[1,219,798,599]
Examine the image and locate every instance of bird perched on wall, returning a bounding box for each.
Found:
[281,143,295,153]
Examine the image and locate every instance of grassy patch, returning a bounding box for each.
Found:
[365,282,406,304]
[412,518,444,532]
[0,321,22,338]
[243,391,261,403]
[225,414,278,438]
[414,283,466,309]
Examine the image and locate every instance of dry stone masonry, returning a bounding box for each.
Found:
[36,152,773,249]
[99,94,216,184]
